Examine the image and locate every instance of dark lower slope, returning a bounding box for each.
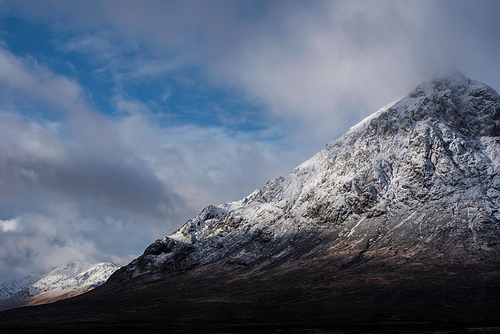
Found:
[1,250,499,333]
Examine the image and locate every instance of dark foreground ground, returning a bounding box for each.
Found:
[1,319,500,334]
[1,259,499,333]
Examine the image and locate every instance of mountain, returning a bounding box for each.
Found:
[0,262,120,311]
[111,71,500,283]
[1,72,500,332]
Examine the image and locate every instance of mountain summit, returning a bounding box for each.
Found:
[111,71,500,284]
[1,72,500,330]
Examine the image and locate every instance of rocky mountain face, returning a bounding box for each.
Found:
[111,71,500,284]
[0,262,120,311]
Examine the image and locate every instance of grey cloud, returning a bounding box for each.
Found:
[430,1,500,87]
[0,111,179,281]
[0,110,190,224]
[0,107,298,282]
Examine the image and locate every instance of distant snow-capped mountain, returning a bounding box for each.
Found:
[0,262,120,310]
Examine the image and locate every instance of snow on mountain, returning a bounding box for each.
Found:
[0,275,43,301]
[111,71,500,283]
[0,262,120,310]
[30,262,120,296]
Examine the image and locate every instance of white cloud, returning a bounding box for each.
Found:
[0,218,18,232]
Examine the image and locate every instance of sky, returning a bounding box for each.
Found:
[0,0,499,283]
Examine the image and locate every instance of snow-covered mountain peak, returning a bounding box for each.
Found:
[431,69,470,85]
[31,262,95,289]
